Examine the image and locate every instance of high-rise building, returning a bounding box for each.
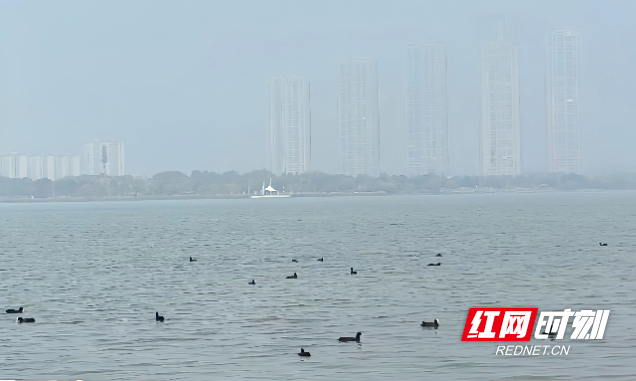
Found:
[338,57,380,177]
[54,155,80,179]
[83,141,125,176]
[267,76,311,175]
[43,155,56,180]
[406,40,449,176]
[546,27,581,174]
[17,155,28,178]
[29,155,56,180]
[56,156,70,179]
[0,154,17,178]
[70,156,80,176]
[0,153,28,179]
[29,156,44,180]
[480,17,521,176]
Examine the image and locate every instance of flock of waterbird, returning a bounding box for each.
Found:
[6,252,444,358]
[6,241,611,358]
[186,253,441,357]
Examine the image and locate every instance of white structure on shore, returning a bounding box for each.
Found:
[338,57,380,177]
[480,16,521,176]
[546,27,581,174]
[83,140,125,176]
[267,76,311,175]
[406,40,449,176]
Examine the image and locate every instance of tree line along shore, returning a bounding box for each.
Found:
[1,170,636,201]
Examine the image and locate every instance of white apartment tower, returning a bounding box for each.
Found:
[0,153,28,179]
[43,155,56,180]
[55,155,81,179]
[267,76,311,175]
[338,57,380,177]
[546,27,581,173]
[480,17,521,176]
[0,154,17,178]
[406,41,449,176]
[84,141,125,176]
[29,156,44,180]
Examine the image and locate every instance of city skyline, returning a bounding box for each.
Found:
[0,2,632,177]
[0,153,80,181]
[0,139,124,180]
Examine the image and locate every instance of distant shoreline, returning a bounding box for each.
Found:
[0,191,389,203]
[1,187,629,204]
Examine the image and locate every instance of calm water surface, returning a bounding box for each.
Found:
[0,193,635,380]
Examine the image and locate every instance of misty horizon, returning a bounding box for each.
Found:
[1,0,635,177]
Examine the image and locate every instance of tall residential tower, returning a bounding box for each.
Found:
[267,76,311,175]
[406,41,449,176]
[83,141,125,176]
[338,57,380,177]
[546,27,581,173]
[480,17,521,176]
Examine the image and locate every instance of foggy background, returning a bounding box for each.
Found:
[0,0,634,177]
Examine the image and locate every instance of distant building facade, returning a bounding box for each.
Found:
[0,154,18,178]
[0,153,28,179]
[480,17,521,176]
[338,57,380,177]
[267,76,311,175]
[55,155,81,179]
[29,156,44,180]
[43,155,56,180]
[546,27,581,174]
[406,40,449,176]
[0,153,78,180]
[83,141,125,176]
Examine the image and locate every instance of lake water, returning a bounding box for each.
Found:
[0,192,635,380]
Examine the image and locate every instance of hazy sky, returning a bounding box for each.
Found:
[0,0,634,176]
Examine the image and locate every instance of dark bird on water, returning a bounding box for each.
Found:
[350,267,357,275]
[6,307,23,314]
[156,312,165,322]
[190,257,197,262]
[339,332,362,342]
[436,253,442,257]
[292,259,298,263]
[249,279,255,285]
[317,257,324,262]
[286,272,298,279]
[421,319,439,327]
[428,263,441,266]
[298,348,311,357]
[17,317,35,323]
[599,243,608,246]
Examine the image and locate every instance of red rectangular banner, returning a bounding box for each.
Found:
[461,308,538,341]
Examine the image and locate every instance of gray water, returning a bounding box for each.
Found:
[0,193,635,380]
